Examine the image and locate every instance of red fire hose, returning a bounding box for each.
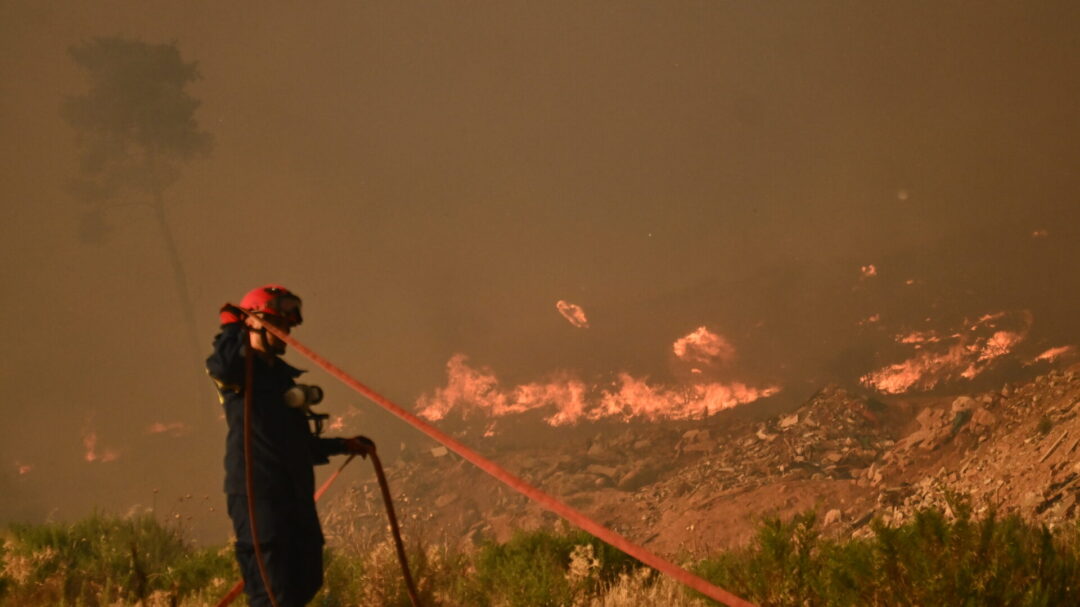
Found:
[240,343,280,607]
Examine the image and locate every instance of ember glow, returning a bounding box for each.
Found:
[146,421,190,436]
[672,326,735,365]
[860,264,878,278]
[555,300,589,328]
[1032,229,1049,238]
[82,430,119,463]
[415,353,779,426]
[328,416,345,432]
[861,311,1032,394]
[16,462,32,476]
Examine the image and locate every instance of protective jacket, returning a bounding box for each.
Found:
[205,323,347,498]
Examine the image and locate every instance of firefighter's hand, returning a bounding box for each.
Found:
[343,435,376,458]
[220,303,245,326]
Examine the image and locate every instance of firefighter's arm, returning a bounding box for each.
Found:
[311,435,375,464]
[205,322,247,386]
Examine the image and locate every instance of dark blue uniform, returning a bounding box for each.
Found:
[207,323,347,607]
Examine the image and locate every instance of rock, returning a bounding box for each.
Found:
[951,396,977,414]
[549,473,597,496]
[822,451,844,464]
[683,440,717,453]
[756,427,778,441]
[586,464,619,479]
[587,443,611,458]
[430,446,449,458]
[916,407,947,429]
[968,407,997,434]
[617,464,660,491]
[779,413,800,429]
[823,509,842,527]
[434,493,458,508]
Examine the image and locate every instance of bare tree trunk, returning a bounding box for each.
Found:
[151,190,208,409]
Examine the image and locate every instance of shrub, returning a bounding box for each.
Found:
[695,501,1080,606]
[458,527,639,607]
[0,512,235,606]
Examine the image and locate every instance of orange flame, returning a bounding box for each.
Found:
[83,430,119,463]
[1032,345,1076,364]
[16,462,32,475]
[861,311,1031,394]
[672,326,735,365]
[857,313,881,326]
[146,421,190,436]
[860,264,878,278]
[593,374,780,421]
[1032,229,1049,238]
[556,300,589,328]
[416,354,779,426]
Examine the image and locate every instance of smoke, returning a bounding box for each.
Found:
[1,2,1079,544]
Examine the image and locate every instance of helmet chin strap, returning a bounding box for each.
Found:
[252,317,288,357]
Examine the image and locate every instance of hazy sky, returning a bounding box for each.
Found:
[2,2,1078,541]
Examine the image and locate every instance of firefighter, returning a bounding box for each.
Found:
[206,284,373,607]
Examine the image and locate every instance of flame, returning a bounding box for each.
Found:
[416,354,589,425]
[1032,345,1076,364]
[857,313,881,326]
[16,462,31,475]
[556,300,589,328]
[1032,229,1049,238]
[328,416,345,432]
[416,353,779,426]
[83,430,119,463]
[860,264,878,278]
[672,326,735,365]
[593,374,780,421]
[861,311,1031,394]
[898,331,933,344]
[146,421,190,436]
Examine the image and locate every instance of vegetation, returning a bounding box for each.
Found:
[695,498,1080,606]
[3,502,1080,606]
[0,512,234,606]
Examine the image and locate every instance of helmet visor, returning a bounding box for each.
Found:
[267,293,303,325]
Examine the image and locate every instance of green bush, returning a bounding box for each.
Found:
[0,512,235,606]
[6,504,1080,606]
[317,540,461,607]
[458,527,639,607]
[695,500,1080,606]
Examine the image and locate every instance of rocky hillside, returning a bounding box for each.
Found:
[322,363,1080,558]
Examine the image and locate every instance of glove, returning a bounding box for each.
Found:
[220,303,245,326]
[343,435,376,458]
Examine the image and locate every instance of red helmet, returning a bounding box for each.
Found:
[240,284,303,326]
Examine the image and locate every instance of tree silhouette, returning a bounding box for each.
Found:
[63,36,213,395]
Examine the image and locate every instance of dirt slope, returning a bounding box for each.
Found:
[322,363,1080,558]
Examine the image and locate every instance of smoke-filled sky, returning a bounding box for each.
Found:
[2,2,1078,541]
